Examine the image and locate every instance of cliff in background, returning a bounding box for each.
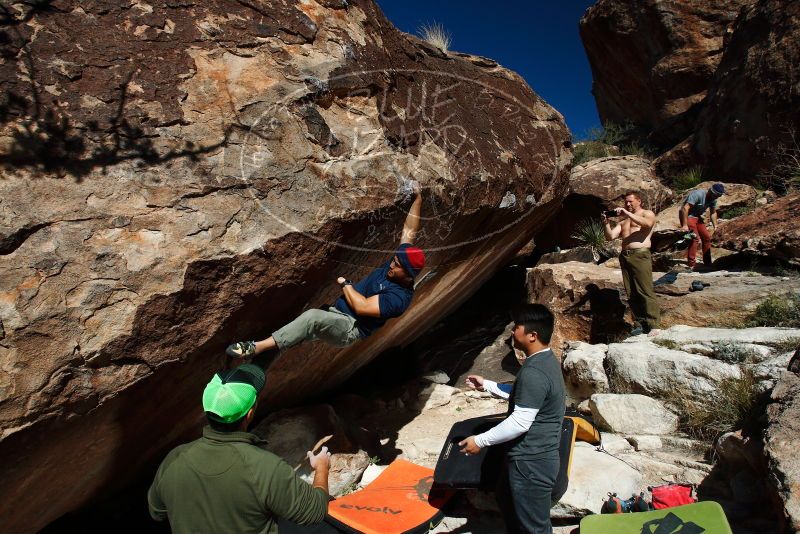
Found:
[580,0,800,185]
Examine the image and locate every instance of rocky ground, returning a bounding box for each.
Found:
[253,320,798,532]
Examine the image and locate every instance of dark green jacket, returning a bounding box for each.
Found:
[148,426,328,534]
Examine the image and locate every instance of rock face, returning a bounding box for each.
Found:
[528,262,800,348]
[764,371,800,530]
[579,0,751,145]
[581,0,800,185]
[560,325,800,403]
[527,262,632,348]
[569,157,673,211]
[589,393,678,435]
[694,0,800,182]
[552,442,643,518]
[713,193,800,265]
[606,340,743,398]
[0,1,571,530]
[562,341,610,402]
[535,156,672,251]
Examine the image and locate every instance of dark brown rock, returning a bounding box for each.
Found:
[713,193,800,264]
[579,0,751,146]
[535,156,672,251]
[0,1,571,530]
[694,0,800,183]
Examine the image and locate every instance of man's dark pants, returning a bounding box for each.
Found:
[619,248,661,333]
[496,455,559,534]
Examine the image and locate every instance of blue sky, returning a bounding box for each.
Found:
[376,0,599,139]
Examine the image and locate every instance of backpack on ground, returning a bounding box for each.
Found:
[649,483,696,509]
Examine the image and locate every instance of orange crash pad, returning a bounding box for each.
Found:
[326,459,454,534]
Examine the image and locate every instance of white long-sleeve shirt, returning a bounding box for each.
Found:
[473,348,550,448]
[482,379,510,400]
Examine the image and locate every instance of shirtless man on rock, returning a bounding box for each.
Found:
[602,190,661,336]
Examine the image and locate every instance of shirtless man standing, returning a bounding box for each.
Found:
[602,191,661,335]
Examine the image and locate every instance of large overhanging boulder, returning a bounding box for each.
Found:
[0,1,570,530]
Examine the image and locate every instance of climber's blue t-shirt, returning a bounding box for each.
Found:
[334,261,414,337]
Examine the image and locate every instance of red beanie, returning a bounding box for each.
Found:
[396,244,425,278]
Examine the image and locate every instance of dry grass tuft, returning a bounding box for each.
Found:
[664,368,762,442]
[418,22,452,52]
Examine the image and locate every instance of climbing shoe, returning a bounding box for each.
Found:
[690,280,710,292]
[226,340,256,358]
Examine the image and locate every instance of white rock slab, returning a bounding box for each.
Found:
[600,433,635,454]
[552,442,642,518]
[649,325,800,347]
[625,435,663,451]
[590,393,678,434]
[415,383,457,411]
[606,340,741,398]
[562,341,609,401]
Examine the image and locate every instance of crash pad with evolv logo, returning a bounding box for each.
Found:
[579,501,732,534]
[325,459,454,534]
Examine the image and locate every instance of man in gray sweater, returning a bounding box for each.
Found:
[460,304,565,534]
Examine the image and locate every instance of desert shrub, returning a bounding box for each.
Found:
[713,342,756,364]
[570,218,607,256]
[759,127,800,194]
[747,293,800,328]
[573,141,611,165]
[573,122,653,165]
[671,166,705,191]
[720,204,755,219]
[666,368,762,442]
[769,337,800,354]
[619,141,647,157]
[418,22,451,52]
[597,121,635,146]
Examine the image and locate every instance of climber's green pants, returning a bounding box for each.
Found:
[272,307,361,350]
[619,248,661,332]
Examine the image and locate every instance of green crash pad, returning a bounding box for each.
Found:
[579,501,732,534]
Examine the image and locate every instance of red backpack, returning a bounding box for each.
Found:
[649,483,696,509]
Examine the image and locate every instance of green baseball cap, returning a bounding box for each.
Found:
[202,364,266,423]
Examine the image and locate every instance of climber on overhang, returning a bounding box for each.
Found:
[225,184,425,364]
